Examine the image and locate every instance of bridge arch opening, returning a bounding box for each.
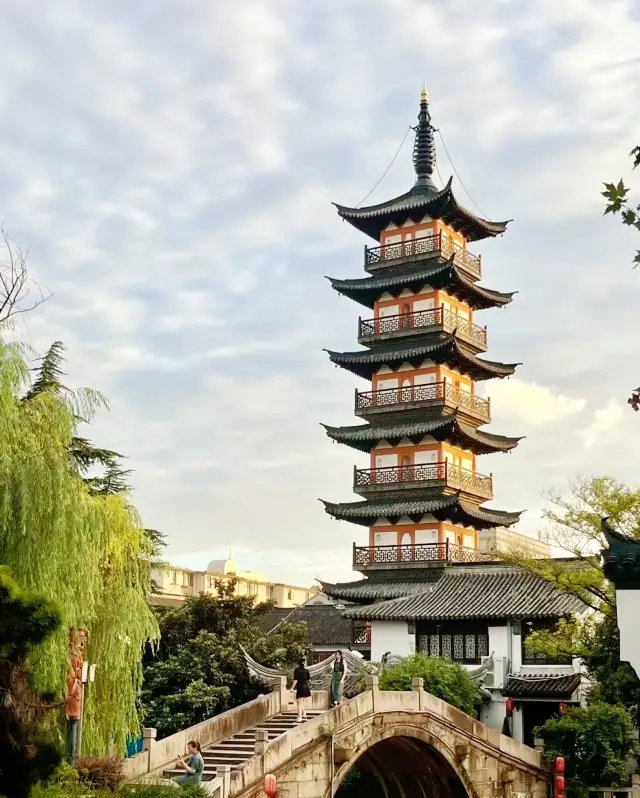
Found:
[335,735,471,798]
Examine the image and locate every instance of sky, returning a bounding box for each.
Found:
[1,0,639,587]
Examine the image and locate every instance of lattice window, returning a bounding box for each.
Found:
[416,622,489,664]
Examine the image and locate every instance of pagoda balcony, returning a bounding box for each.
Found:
[353,461,493,501]
[353,541,489,572]
[364,233,482,280]
[358,306,487,352]
[354,381,491,425]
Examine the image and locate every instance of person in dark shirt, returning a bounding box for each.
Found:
[291,659,311,723]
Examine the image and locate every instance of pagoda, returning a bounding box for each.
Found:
[320,89,523,580]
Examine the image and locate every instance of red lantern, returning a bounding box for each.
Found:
[555,757,565,774]
[555,776,565,794]
[264,773,277,797]
[559,702,567,715]
[505,698,514,714]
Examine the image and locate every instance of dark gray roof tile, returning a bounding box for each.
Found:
[343,568,585,621]
[502,673,581,699]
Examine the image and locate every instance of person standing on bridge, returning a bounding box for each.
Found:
[331,651,347,707]
[291,658,311,723]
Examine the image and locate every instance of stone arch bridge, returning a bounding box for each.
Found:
[126,676,549,798]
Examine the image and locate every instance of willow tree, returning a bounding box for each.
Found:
[0,340,159,755]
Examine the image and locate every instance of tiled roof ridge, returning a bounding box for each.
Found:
[325,335,520,377]
[509,672,577,682]
[343,568,586,621]
[321,414,523,451]
[326,259,516,303]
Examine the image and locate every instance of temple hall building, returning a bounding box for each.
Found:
[317,89,588,746]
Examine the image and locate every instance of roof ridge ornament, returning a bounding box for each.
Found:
[413,87,438,190]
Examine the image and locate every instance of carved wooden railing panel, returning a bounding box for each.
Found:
[354,381,491,423]
[353,542,487,567]
[358,306,487,348]
[364,233,481,278]
[353,461,492,500]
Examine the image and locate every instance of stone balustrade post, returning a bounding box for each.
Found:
[273,675,288,712]
[365,675,379,711]
[217,764,231,798]
[255,728,269,755]
[533,737,545,754]
[412,677,425,710]
[142,727,157,752]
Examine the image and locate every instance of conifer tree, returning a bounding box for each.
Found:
[0,567,61,798]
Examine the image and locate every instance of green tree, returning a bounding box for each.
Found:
[602,145,640,266]
[377,654,483,716]
[602,146,640,408]
[504,476,640,716]
[142,586,309,737]
[0,339,159,755]
[0,568,62,798]
[536,703,634,796]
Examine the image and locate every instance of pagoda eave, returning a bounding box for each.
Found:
[326,338,519,382]
[333,181,509,243]
[320,496,523,530]
[327,262,516,311]
[321,414,522,455]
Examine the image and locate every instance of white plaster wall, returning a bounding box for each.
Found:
[512,705,524,743]
[488,626,509,659]
[616,589,640,677]
[480,694,507,731]
[371,621,414,661]
[510,625,523,672]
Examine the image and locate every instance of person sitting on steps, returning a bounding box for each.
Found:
[172,740,204,786]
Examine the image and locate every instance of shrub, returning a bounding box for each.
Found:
[378,653,483,716]
[122,783,207,798]
[75,756,125,791]
[536,702,635,797]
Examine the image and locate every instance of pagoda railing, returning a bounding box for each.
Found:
[364,233,481,279]
[353,541,487,567]
[358,306,487,349]
[354,380,491,423]
[353,460,493,500]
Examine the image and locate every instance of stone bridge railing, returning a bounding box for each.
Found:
[123,677,328,785]
[228,676,548,798]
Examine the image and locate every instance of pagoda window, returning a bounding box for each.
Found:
[414,528,438,545]
[376,302,399,320]
[417,621,489,664]
[522,619,571,665]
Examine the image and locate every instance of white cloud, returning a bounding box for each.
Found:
[486,379,586,426]
[0,0,638,585]
[580,399,625,448]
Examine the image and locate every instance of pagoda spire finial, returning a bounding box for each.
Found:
[413,86,437,189]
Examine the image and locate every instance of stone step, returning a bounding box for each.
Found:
[212,741,256,750]
[203,751,252,761]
